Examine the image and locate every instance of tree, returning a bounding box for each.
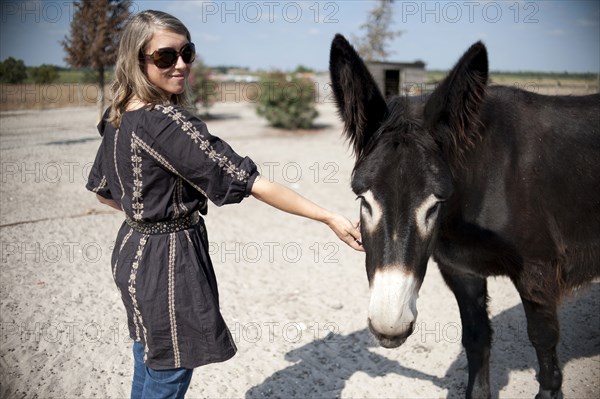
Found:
[61,0,131,118]
[189,58,218,115]
[294,65,314,74]
[0,57,27,84]
[29,64,60,84]
[256,72,318,130]
[353,0,402,61]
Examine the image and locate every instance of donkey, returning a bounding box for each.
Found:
[329,34,600,399]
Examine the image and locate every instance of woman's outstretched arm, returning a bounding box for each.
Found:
[250,176,363,251]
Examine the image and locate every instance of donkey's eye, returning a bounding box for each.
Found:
[425,202,440,221]
[361,201,372,215]
[356,195,372,214]
[415,194,442,238]
[357,190,382,232]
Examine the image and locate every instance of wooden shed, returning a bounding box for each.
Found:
[365,60,426,97]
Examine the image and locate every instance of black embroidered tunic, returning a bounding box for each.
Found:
[86,104,259,369]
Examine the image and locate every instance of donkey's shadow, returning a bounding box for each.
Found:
[245,284,599,398]
[244,328,444,399]
[442,283,600,397]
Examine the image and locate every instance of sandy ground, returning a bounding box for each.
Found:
[0,101,598,399]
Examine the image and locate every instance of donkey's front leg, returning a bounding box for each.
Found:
[440,267,492,399]
[519,296,563,399]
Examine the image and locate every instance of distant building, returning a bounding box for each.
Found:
[365,60,426,97]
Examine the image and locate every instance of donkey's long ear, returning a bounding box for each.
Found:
[424,41,488,168]
[329,34,388,158]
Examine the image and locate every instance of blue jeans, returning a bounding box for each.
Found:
[131,341,193,399]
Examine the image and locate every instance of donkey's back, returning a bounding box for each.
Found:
[456,87,600,287]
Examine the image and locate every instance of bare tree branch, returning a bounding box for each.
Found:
[352,0,403,62]
[61,0,131,119]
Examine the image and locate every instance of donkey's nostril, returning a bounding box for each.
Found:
[368,316,415,338]
[368,318,414,348]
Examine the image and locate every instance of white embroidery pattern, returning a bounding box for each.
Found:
[114,128,126,201]
[131,135,144,221]
[155,105,250,182]
[131,133,209,198]
[92,176,107,193]
[172,178,188,218]
[177,178,188,214]
[128,235,149,353]
[168,233,181,367]
[184,230,193,245]
[113,227,134,280]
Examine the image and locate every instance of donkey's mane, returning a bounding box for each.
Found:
[355,96,440,167]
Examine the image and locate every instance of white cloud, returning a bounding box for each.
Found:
[548,28,566,36]
[576,18,599,28]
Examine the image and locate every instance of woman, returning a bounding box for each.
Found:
[86,9,362,398]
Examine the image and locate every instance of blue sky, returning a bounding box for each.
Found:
[1,0,599,72]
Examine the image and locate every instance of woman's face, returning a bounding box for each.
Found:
[143,29,191,96]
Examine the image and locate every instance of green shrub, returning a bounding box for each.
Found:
[256,72,318,130]
[0,57,27,83]
[29,64,60,84]
[190,59,218,114]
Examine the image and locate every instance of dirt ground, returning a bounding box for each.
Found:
[0,101,598,398]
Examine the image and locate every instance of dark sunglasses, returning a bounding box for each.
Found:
[143,42,196,69]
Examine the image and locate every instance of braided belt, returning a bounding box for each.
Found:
[125,212,200,235]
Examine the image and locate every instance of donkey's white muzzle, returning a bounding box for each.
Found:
[367,267,419,347]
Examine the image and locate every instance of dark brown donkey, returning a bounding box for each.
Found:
[329,34,600,399]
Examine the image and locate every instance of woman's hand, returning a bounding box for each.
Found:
[324,213,363,251]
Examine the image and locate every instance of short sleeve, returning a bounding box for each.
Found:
[85,109,113,199]
[137,105,259,206]
[86,137,113,200]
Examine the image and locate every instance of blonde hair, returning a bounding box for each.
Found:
[109,10,192,127]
